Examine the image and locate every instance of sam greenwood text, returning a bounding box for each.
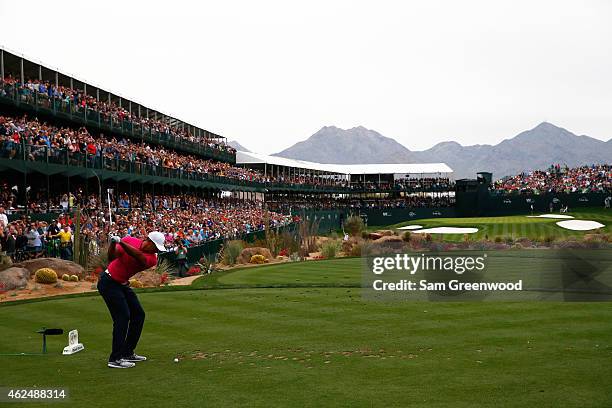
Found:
[372,280,523,291]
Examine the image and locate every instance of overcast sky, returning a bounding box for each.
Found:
[1,0,610,154]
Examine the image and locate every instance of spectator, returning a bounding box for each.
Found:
[174,242,188,277]
[0,207,7,228]
[53,225,73,260]
[25,222,42,255]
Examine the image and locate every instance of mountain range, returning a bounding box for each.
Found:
[267,123,612,179]
[228,140,251,152]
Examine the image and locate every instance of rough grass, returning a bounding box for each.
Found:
[1,257,611,407]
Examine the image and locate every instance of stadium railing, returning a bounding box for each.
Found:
[0,82,236,164]
[2,141,263,190]
[1,141,455,195]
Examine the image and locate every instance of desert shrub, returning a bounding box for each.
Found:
[35,268,58,284]
[402,231,411,242]
[70,275,79,282]
[250,239,268,249]
[424,233,432,242]
[223,240,244,265]
[344,216,365,236]
[516,238,534,248]
[350,243,362,257]
[87,244,109,275]
[428,242,445,251]
[463,234,470,242]
[581,235,607,249]
[289,252,301,262]
[197,255,219,274]
[62,274,70,281]
[129,279,144,288]
[321,240,342,259]
[494,236,503,243]
[155,259,176,276]
[504,236,514,245]
[160,273,170,285]
[512,243,523,250]
[187,265,202,276]
[265,228,280,257]
[0,254,12,272]
[341,238,353,253]
[556,240,585,249]
[278,231,300,254]
[298,218,319,250]
[250,254,266,264]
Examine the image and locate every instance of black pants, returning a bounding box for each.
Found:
[60,244,72,260]
[97,272,145,362]
[177,259,187,277]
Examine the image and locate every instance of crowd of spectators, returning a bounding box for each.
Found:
[0,76,235,155]
[0,114,263,183]
[1,113,457,192]
[266,195,455,212]
[492,164,612,194]
[0,193,295,262]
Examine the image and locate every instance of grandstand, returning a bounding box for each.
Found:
[236,151,453,190]
[0,47,457,264]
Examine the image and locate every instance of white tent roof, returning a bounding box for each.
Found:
[236,151,453,175]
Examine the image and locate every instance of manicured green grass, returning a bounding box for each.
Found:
[388,207,611,242]
[193,257,362,288]
[1,258,612,407]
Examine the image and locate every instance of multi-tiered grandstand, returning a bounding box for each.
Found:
[0,47,457,262]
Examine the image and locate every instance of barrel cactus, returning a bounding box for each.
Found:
[129,279,144,288]
[35,268,58,284]
[250,254,266,264]
[62,274,70,281]
[70,275,79,282]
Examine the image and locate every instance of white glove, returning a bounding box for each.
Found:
[110,235,121,243]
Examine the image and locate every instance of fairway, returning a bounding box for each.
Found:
[2,259,612,407]
[390,207,611,242]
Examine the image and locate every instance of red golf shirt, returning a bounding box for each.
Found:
[107,237,157,284]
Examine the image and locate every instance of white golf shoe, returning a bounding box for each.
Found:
[107,359,136,368]
[123,353,147,362]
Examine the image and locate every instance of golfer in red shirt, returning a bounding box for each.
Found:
[97,231,165,368]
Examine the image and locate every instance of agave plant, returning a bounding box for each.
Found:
[154,259,176,276]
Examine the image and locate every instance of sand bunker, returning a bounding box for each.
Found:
[527,214,574,219]
[413,227,479,234]
[556,220,605,231]
[397,225,423,230]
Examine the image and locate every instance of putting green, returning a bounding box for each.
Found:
[389,207,611,242]
[1,258,611,407]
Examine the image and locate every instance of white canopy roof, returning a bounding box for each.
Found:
[236,151,453,176]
